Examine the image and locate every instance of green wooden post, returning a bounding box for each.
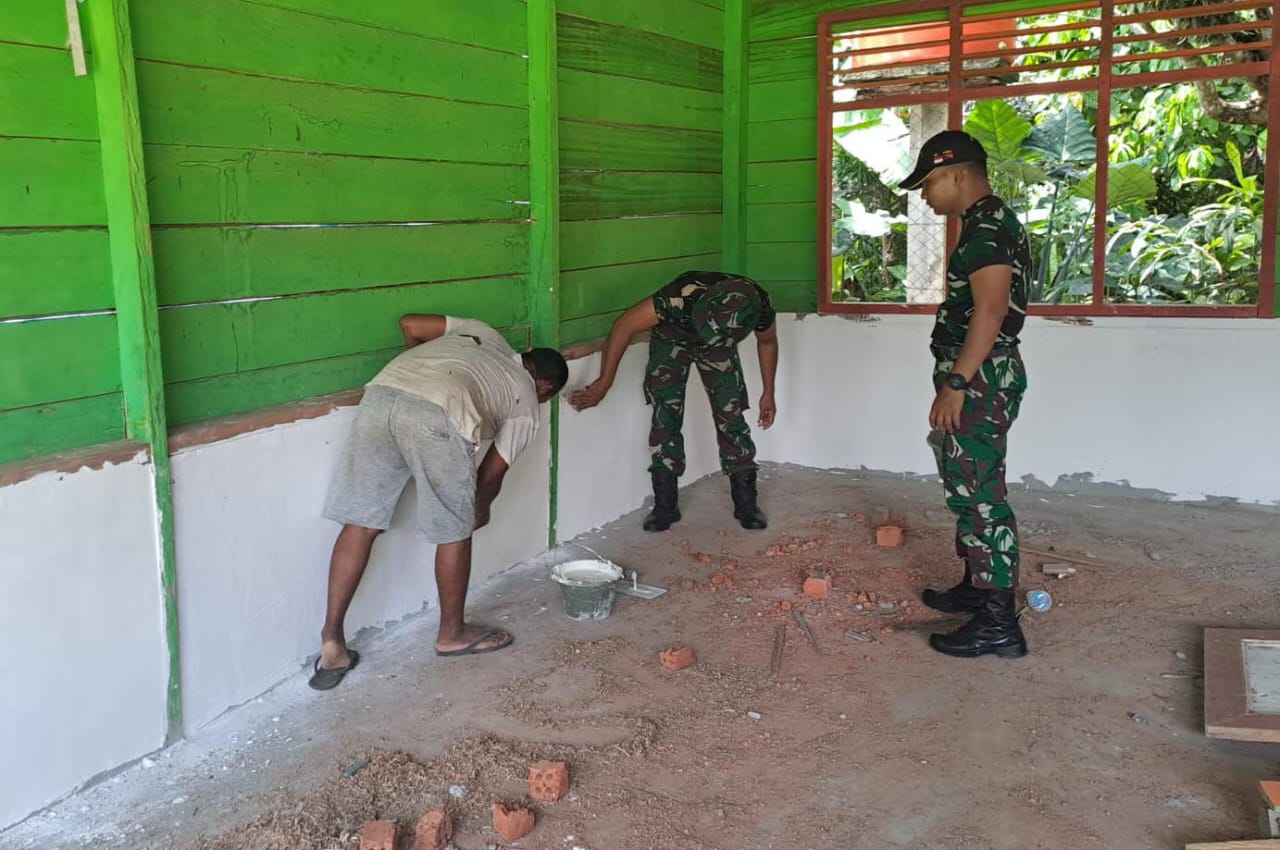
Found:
[528,0,562,546]
[722,0,749,273]
[85,0,183,742]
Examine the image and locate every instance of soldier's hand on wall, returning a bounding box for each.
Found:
[568,378,611,411]
[758,392,776,430]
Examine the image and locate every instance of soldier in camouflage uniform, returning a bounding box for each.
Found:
[569,271,779,531]
[899,131,1032,659]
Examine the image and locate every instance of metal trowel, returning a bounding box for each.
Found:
[612,568,667,600]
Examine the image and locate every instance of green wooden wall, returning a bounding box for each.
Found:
[557,0,727,345]
[0,1,127,459]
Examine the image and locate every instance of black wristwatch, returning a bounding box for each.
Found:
[944,372,969,391]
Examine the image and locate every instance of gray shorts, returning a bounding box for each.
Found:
[323,385,476,543]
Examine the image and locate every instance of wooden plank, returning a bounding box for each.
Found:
[748,118,815,162]
[722,0,748,272]
[562,214,721,270]
[749,37,816,84]
[136,62,528,165]
[558,0,724,49]
[0,394,126,466]
[244,0,529,55]
[129,0,527,108]
[562,171,722,220]
[559,69,722,131]
[749,78,818,122]
[562,253,721,318]
[528,0,561,351]
[747,202,815,243]
[0,42,99,140]
[0,0,75,48]
[749,0,882,41]
[143,146,528,225]
[561,120,721,172]
[0,138,106,227]
[560,311,625,346]
[0,315,122,408]
[158,277,528,383]
[746,241,817,281]
[1186,843,1280,849]
[747,160,817,204]
[1205,628,1280,743]
[0,230,113,318]
[557,14,724,93]
[153,223,529,305]
[754,279,818,312]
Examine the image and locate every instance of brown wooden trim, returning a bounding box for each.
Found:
[168,389,364,453]
[0,440,149,489]
[560,330,650,361]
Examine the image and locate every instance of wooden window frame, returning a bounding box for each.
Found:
[817,0,1280,318]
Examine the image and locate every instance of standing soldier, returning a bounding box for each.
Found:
[899,131,1032,659]
[568,271,779,531]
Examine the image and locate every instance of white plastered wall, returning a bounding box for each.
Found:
[170,404,552,731]
[0,455,169,828]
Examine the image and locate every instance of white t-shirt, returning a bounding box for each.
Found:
[368,318,539,464]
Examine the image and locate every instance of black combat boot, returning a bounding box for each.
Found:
[729,469,767,530]
[642,469,681,532]
[921,563,985,614]
[928,589,1028,659]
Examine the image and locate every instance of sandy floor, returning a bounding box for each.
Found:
[5,465,1279,850]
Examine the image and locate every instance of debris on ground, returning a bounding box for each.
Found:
[492,803,535,841]
[528,761,570,802]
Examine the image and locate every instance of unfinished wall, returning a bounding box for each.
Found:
[0,456,168,828]
[557,0,726,345]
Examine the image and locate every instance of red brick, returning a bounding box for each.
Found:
[528,760,570,802]
[493,802,536,841]
[360,820,397,850]
[802,572,832,600]
[876,526,904,548]
[413,810,452,850]
[1262,780,1280,808]
[660,645,695,670]
[709,571,734,590]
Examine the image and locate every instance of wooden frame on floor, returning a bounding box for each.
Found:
[1204,628,1280,743]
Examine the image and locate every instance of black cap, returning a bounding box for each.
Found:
[899,130,987,190]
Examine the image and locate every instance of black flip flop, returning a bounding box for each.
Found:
[308,650,360,691]
[435,628,514,658]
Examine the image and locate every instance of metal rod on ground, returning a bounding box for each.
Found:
[770,624,785,674]
[792,609,820,652]
[1022,545,1110,569]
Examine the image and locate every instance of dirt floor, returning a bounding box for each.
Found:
[5,465,1280,850]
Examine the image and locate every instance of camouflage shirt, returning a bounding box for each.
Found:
[932,195,1030,349]
[652,271,776,348]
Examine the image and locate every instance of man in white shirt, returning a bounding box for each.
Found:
[309,314,568,690]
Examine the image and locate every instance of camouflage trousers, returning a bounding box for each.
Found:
[645,325,756,477]
[927,349,1027,590]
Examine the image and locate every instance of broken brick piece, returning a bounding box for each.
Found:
[876,526,904,548]
[660,645,696,670]
[1262,780,1280,809]
[413,810,452,850]
[803,572,832,600]
[528,761,570,802]
[493,803,536,841]
[695,552,713,565]
[721,560,737,571]
[360,820,398,850]
[777,601,793,612]
[709,571,734,590]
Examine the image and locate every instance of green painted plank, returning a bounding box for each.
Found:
[154,223,529,305]
[0,315,122,408]
[0,230,113,318]
[0,0,75,48]
[746,160,816,204]
[749,0,879,41]
[755,279,818,312]
[748,37,816,84]
[560,311,623,346]
[245,0,529,54]
[561,120,721,172]
[749,78,817,122]
[159,277,528,383]
[0,43,98,140]
[558,0,724,49]
[747,202,815,243]
[136,62,528,165]
[723,0,748,273]
[0,138,106,227]
[559,69,722,131]
[557,14,723,93]
[0,394,126,465]
[562,214,721,269]
[562,171,722,220]
[748,117,815,162]
[746,240,817,281]
[130,0,527,108]
[143,146,528,225]
[562,253,721,318]
[167,323,532,425]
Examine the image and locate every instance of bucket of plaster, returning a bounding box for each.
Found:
[550,559,623,621]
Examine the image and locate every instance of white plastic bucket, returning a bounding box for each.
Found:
[550,559,623,621]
